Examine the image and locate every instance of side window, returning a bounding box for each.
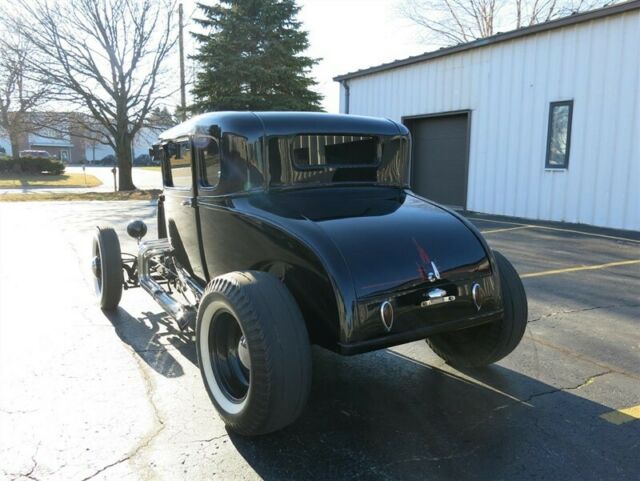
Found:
[167,139,192,188]
[216,133,252,193]
[196,136,221,188]
[545,100,573,169]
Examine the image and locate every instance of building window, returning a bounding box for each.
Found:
[545,100,573,169]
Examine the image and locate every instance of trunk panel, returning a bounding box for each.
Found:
[288,189,490,298]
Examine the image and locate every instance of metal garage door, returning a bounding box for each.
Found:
[406,113,469,209]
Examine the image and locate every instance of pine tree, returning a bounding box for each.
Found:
[191,0,323,112]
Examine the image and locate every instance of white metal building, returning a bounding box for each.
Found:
[335,1,640,231]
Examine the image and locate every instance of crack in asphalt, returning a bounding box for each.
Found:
[519,370,613,405]
[6,446,40,481]
[488,370,615,415]
[525,333,640,381]
[450,369,619,445]
[79,456,132,481]
[195,434,229,444]
[0,408,38,415]
[528,303,640,323]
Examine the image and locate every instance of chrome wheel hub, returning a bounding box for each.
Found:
[238,336,251,369]
[91,255,101,278]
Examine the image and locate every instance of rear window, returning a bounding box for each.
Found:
[268,134,409,186]
[290,135,379,170]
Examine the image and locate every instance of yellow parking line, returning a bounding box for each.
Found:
[481,225,533,234]
[600,405,640,425]
[521,259,640,278]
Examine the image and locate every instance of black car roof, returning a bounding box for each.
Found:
[158,111,407,141]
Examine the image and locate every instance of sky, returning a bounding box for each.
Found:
[182,0,431,112]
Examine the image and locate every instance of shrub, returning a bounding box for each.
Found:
[47,160,66,175]
[101,154,116,166]
[0,157,66,175]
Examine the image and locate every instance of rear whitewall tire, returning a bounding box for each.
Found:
[196,271,312,436]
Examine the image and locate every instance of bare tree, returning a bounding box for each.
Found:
[9,0,177,190]
[399,0,617,46]
[0,31,51,160]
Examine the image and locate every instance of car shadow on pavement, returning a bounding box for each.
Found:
[227,347,638,481]
[102,307,196,378]
[100,305,638,480]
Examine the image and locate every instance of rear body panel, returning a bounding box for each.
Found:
[242,187,503,350]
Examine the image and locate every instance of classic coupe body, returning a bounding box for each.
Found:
[92,112,527,435]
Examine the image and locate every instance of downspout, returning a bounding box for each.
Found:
[341,80,350,114]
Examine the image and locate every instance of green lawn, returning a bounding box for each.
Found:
[0,172,102,188]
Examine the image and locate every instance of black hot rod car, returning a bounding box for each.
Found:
[92,112,527,436]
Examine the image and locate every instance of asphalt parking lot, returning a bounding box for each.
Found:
[1,201,638,480]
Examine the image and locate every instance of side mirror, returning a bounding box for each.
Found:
[127,220,148,242]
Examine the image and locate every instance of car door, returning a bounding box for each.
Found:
[162,137,206,282]
[195,131,256,280]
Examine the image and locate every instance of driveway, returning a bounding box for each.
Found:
[0,202,638,480]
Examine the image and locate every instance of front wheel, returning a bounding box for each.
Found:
[196,271,312,436]
[92,227,123,310]
[427,250,528,368]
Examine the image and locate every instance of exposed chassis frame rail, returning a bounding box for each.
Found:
[120,238,203,330]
